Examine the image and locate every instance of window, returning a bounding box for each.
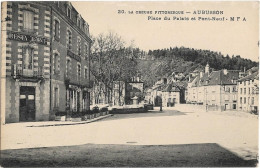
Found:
[240,97,242,104]
[252,97,254,105]
[54,19,60,40]
[54,87,59,108]
[67,7,71,19]
[66,59,70,77]
[225,87,230,92]
[78,37,81,56]
[240,88,242,94]
[53,53,59,74]
[84,68,88,79]
[244,81,246,86]
[77,64,81,81]
[23,47,33,70]
[67,30,72,50]
[244,97,246,104]
[85,44,89,59]
[77,18,81,27]
[248,88,250,94]
[244,88,246,94]
[23,10,34,32]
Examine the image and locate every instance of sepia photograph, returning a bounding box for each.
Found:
[0,1,259,167]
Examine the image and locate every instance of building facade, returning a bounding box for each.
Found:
[186,64,239,111]
[50,2,92,119]
[161,82,180,107]
[237,71,259,112]
[1,2,51,123]
[1,1,92,123]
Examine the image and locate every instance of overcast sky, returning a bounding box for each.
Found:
[72,1,259,62]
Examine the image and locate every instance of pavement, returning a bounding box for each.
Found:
[0,105,258,167]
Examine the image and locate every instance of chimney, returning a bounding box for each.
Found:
[205,63,209,74]
[223,69,228,75]
[200,71,204,78]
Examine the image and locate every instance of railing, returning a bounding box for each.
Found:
[12,64,44,80]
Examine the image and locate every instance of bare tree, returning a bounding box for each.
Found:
[90,31,138,105]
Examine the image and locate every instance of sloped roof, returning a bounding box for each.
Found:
[175,81,188,88]
[247,67,259,73]
[191,76,200,87]
[162,82,180,92]
[190,70,239,87]
[238,71,259,81]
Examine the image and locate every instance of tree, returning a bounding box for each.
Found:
[91,31,138,104]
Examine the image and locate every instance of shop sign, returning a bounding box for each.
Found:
[67,50,81,62]
[8,32,48,45]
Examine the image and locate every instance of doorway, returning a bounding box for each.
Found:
[19,86,36,121]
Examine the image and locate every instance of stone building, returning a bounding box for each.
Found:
[161,82,180,107]
[49,2,92,119]
[1,1,92,123]
[186,64,240,111]
[237,70,259,113]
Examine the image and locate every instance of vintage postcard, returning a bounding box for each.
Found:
[0,1,259,167]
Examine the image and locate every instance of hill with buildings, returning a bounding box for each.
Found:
[137,47,258,88]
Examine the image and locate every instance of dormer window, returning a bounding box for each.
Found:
[77,18,81,27]
[66,2,72,19]
[77,14,82,28]
[67,8,71,18]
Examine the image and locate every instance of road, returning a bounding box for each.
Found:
[0,105,258,167]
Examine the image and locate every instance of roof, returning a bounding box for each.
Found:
[238,71,259,82]
[190,69,239,87]
[162,82,180,92]
[247,67,259,73]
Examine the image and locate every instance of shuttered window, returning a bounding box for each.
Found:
[23,10,34,32]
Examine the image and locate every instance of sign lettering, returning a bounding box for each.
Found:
[8,32,48,45]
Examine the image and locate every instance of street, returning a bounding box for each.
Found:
[1,105,258,167]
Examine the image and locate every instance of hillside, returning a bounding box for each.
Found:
[137,47,258,88]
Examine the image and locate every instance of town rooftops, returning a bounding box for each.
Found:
[238,71,259,82]
[162,82,180,92]
[191,69,239,87]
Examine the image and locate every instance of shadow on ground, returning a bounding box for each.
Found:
[99,110,192,122]
[0,143,257,167]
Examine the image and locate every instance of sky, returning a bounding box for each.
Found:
[72,1,259,62]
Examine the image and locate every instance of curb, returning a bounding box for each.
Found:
[26,114,113,127]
